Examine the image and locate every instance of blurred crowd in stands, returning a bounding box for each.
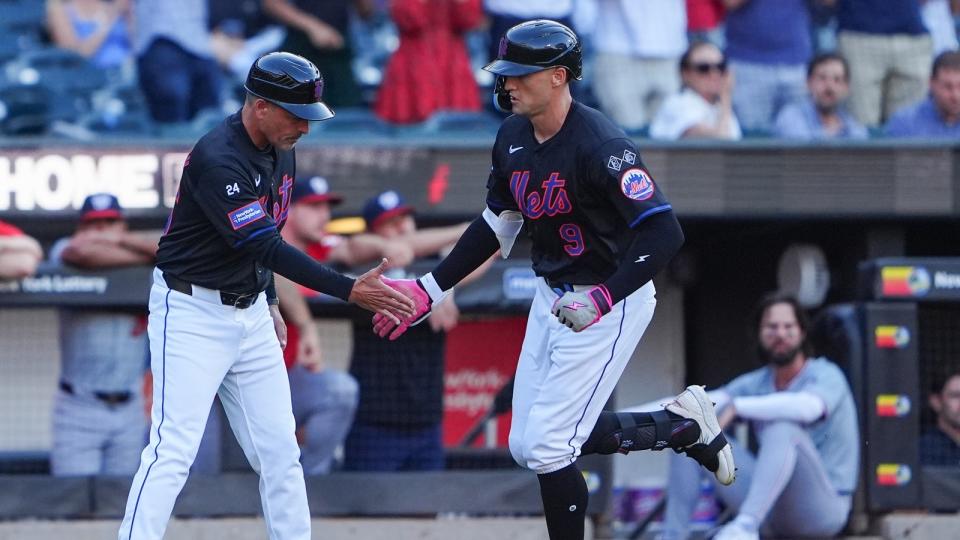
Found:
[0,0,956,140]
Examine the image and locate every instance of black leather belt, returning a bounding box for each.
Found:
[59,381,132,405]
[162,271,258,309]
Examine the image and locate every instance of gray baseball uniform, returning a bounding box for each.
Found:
[661,357,859,539]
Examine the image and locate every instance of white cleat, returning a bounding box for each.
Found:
[665,385,736,486]
[712,521,760,540]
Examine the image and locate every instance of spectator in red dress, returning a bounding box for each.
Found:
[686,0,725,47]
[374,0,483,124]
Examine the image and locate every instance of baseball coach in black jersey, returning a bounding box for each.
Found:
[370,21,736,540]
[117,52,415,540]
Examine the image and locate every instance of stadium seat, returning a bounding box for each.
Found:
[0,83,49,135]
[0,0,44,29]
[307,107,393,136]
[406,110,501,135]
[79,108,154,135]
[8,47,107,96]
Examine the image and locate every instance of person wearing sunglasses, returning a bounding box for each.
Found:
[650,41,742,140]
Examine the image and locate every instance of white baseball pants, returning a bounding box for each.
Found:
[509,278,657,474]
[118,268,309,540]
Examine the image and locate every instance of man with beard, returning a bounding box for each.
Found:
[656,293,860,540]
[773,53,868,140]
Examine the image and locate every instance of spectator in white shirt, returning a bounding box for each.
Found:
[650,41,741,140]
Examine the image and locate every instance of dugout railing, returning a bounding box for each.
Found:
[0,260,615,520]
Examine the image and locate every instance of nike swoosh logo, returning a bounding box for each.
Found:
[564,301,587,311]
[635,255,650,263]
[255,174,261,187]
[509,145,524,154]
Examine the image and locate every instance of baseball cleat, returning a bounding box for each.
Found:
[665,385,736,485]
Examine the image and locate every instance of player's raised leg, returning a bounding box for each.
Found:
[218,297,310,540]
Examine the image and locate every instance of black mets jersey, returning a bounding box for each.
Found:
[486,101,672,285]
[157,112,295,294]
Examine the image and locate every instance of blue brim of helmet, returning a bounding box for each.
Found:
[278,101,335,122]
[483,59,546,77]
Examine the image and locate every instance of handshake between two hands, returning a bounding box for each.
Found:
[357,259,615,341]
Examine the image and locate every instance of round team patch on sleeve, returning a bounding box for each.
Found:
[620,168,655,201]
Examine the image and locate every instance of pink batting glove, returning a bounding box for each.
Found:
[372,278,433,341]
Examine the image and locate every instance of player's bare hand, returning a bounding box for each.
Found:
[269,304,288,350]
[296,321,324,372]
[348,258,416,323]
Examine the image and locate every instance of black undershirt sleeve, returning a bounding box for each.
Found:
[256,237,355,301]
[602,210,684,305]
[431,215,500,291]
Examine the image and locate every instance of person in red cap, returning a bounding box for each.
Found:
[273,175,414,474]
[53,193,161,268]
[344,189,488,471]
[47,193,162,476]
[0,219,42,279]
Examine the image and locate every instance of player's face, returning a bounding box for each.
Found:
[931,67,960,121]
[259,101,310,150]
[682,45,727,103]
[933,375,960,431]
[758,302,805,367]
[808,59,849,112]
[373,213,416,239]
[288,200,331,243]
[502,68,563,117]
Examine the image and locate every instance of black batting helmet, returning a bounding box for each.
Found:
[244,52,334,121]
[484,20,582,112]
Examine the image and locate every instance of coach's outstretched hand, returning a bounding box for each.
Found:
[348,259,417,324]
[372,277,433,340]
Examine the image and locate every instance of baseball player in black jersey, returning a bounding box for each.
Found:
[373,21,735,540]
[117,52,415,540]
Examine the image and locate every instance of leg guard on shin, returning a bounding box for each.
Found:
[581,411,700,456]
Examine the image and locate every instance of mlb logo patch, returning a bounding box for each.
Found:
[620,168,655,201]
[607,155,623,171]
[228,201,266,230]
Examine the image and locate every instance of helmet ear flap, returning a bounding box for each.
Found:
[493,76,512,113]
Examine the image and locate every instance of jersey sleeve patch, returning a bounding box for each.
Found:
[228,201,267,230]
[620,168,655,201]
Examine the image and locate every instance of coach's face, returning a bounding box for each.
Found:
[256,99,310,150]
[758,302,804,367]
[503,67,566,117]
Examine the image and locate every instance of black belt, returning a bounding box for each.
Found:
[162,272,258,309]
[59,381,132,405]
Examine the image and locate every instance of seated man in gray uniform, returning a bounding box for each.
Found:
[49,193,161,475]
[656,292,860,540]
